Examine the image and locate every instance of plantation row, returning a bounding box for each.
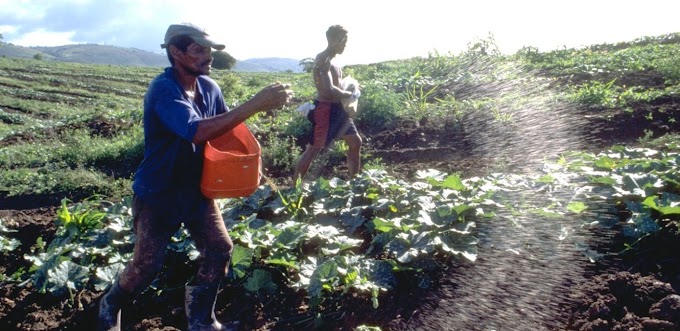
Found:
[0,33,679,326]
[2,34,680,204]
[1,143,677,315]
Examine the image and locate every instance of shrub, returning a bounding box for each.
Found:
[261,134,301,174]
[570,79,620,108]
[219,73,247,106]
[281,114,312,143]
[355,83,400,132]
[211,51,236,70]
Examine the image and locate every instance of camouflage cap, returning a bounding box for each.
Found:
[161,22,225,50]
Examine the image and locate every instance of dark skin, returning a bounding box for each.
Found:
[314,34,352,102]
[113,42,292,294]
[293,31,362,183]
[169,41,293,144]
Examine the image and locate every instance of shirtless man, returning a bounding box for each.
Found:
[293,25,362,183]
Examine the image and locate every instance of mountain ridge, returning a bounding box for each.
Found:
[0,43,302,72]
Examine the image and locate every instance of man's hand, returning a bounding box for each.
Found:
[345,88,361,103]
[251,82,294,112]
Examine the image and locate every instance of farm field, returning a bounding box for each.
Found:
[1,33,680,331]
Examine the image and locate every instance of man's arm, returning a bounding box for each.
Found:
[191,82,290,144]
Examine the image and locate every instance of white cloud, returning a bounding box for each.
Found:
[10,29,77,47]
[0,25,17,35]
[1,0,679,64]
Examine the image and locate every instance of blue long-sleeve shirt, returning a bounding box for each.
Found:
[132,67,228,221]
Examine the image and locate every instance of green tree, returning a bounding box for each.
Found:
[299,58,314,73]
[211,51,237,70]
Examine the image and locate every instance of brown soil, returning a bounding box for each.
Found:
[1,95,679,331]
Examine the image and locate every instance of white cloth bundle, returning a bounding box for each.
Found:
[295,101,315,117]
[341,76,360,117]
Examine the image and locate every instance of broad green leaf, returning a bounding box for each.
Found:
[536,174,555,184]
[0,235,20,252]
[437,175,465,191]
[355,325,382,331]
[264,257,299,270]
[94,263,125,291]
[642,196,660,210]
[367,232,394,255]
[365,260,397,290]
[314,192,352,213]
[657,205,680,215]
[436,204,452,218]
[309,259,340,298]
[306,225,340,240]
[47,260,89,296]
[411,182,430,191]
[273,227,305,249]
[0,219,18,233]
[409,231,436,253]
[384,233,424,264]
[339,206,366,233]
[231,245,254,279]
[321,236,364,255]
[365,192,380,200]
[416,196,435,212]
[415,210,435,227]
[369,217,398,233]
[623,201,661,238]
[594,156,617,170]
[567,202,588,213]
[439,232,478,262]
[453,204,472,217]
[415,169,446,181]
[620,173,663,197]
[642,194,680,215]
[244,269,277,294]
[529,207,564,219]
[590,176,616,186]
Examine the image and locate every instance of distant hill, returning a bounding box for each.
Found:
[234,58,303,73]
[33,44,169,67]
[0,43,302,72]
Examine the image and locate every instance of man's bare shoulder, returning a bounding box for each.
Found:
[314,52,332,71]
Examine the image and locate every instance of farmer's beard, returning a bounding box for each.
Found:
[181,60,212,77]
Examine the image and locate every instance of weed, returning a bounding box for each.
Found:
[571,79,619,108]
[355,83,400,132]
[262,134,302,174]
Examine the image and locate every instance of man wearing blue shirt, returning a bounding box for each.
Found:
[98,22,292,331]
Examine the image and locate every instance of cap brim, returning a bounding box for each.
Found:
[194,36,225,51]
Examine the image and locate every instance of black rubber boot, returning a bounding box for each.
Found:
[185,282,238,331]
[97,281,133,331]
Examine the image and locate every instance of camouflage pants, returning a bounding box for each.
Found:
[117,195,233,293]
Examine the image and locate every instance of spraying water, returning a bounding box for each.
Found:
[386,59,621,330]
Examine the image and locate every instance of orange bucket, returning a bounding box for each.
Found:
[200,122,261,199]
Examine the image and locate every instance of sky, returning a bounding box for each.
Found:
[1,0,679,65]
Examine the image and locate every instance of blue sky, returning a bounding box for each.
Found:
[1,0,679,65]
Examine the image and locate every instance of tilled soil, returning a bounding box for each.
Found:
[1,99,679,330]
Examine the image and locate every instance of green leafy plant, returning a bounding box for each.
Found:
[244,268,277,298]
[401,72,439,119]
[23,198,134,306]
[261,134,302,174]
[354,83,400,132]
[571,79,619,108]
[0,219,20,254]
